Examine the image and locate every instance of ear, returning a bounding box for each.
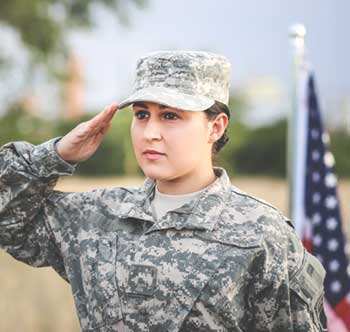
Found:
[208,113,229,143]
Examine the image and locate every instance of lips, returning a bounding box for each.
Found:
[143,149,165,155]
[142,149,165,161]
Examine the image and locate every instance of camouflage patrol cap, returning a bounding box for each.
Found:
[118,50,231,111]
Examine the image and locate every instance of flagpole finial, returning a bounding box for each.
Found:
[289,23,306,40]
[289,23,307,67]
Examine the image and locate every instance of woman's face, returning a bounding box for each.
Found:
[130,101,214,181]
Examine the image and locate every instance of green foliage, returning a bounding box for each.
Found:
[224,119,350,178]
[0,103,53,146]
[232,119,288,177]
[330,130,350,177]
[0,0,147,63]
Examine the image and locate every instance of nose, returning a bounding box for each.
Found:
[143,118,162,141]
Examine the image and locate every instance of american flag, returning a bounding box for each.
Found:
[301,72,350,331]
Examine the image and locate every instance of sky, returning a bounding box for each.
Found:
[3,0,350,127]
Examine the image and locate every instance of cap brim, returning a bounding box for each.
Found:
[118,87,215,111]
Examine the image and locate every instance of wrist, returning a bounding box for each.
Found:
[27,137,77,177]
[54,138,77,166]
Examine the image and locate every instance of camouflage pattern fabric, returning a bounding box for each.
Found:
[0,138,327,332]
[118,50,231,112]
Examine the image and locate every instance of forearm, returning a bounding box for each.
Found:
[0,137,76,247]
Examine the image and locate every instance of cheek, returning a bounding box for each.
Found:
[167,125,208,156]
[130,123,141,151]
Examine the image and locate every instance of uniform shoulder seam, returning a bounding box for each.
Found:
[229,187,291,224]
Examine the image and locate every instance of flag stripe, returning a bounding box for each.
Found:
[334,297,350,327]
[324,300,349,332]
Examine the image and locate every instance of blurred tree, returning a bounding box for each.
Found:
[329,129,350,177]
[0,102,53,146]
[0,0,147,68]
[233,119,287,177]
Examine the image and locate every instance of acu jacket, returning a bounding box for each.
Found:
[0,138,327,332]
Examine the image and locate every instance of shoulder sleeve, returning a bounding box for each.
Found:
[0,138,78,280]
[289,244,328,331]
[249,225,327,332]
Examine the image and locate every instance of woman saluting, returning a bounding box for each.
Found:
[0,50,326,332]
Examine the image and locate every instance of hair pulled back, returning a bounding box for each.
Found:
[203,101,230,155]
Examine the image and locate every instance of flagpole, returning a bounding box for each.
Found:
[288,24,309,237]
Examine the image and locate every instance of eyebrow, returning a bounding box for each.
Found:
[132,102,171,110]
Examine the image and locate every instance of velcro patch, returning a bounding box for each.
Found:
[291,251,326,306]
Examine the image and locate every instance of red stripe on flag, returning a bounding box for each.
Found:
[302,237,312,253]
[334,297,350,328]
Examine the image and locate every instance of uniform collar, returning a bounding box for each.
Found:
[116,167,232,233]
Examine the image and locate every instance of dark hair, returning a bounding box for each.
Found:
[204,101,230,155]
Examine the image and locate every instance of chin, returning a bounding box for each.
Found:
[140,164,176,181]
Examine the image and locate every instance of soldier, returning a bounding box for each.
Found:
[0,50,327,331]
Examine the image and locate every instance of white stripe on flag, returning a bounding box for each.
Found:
[324,299,349,332]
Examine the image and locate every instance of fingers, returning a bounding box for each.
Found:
[88,103,118,133]
[104,104,118,123]
[94,104,117,124]
[91,122,111,146]
[104,103,118,118]
[101,121,111,134]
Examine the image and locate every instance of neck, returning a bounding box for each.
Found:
[156,164,217,195]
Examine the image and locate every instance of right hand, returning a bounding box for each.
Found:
[56,103,118,163]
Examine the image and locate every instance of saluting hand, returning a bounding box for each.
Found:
[56,103,118,163]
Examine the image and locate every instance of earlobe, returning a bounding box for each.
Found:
[209,131,222,144]
[210,132,222,143]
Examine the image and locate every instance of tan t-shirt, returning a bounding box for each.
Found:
[151,183,213,221]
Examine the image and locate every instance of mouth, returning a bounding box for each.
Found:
[142,149,166,161]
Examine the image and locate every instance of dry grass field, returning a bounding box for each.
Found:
[1,175,349,332]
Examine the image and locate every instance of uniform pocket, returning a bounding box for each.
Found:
[79,234,123,331]
[193,242,259,331]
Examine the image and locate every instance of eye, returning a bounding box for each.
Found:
[163,112,179,120]
[134,110,149,120]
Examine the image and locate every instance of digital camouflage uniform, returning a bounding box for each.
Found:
[0,138,327,332]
